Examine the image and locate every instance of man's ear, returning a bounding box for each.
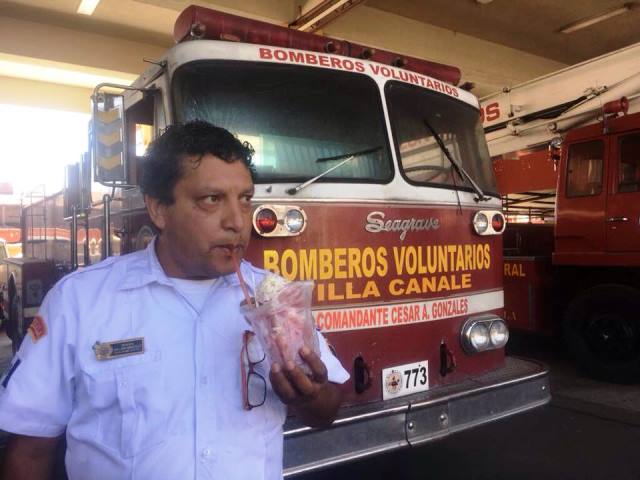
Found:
[145,195,167,231]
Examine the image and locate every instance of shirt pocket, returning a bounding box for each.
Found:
[81,352,167,458]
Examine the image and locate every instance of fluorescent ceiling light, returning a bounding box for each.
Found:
[560,3,631,34]
[77,0,100,16]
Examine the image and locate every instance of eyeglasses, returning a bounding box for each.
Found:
[241,330,266,410]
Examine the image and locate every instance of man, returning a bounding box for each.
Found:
[0,121,349,479]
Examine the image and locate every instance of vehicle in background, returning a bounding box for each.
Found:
[0,239,6,329]
[481,42,640,383]
[1,6,549,474]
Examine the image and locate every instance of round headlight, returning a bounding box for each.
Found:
[284,209,305,233]
[473,212,489,234]
[489,320,509,347]
[469,322,490,351]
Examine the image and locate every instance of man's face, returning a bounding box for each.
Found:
[148,154,254,279]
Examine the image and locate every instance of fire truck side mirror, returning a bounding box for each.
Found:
[92,89,128,184]
[548,136,563,170]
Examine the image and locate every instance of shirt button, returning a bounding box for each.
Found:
[201,448,212,458]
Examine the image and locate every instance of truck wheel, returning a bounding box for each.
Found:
[563,284,640,384]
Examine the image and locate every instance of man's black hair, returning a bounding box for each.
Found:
[140,121,254,204]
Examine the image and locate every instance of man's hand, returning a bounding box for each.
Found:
[270,347,343,428]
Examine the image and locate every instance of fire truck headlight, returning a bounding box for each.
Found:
[489,319,509,348]
[473,212,489,234]
[469,323,490,351]
[461,315,508,354]
[284,208,305,233]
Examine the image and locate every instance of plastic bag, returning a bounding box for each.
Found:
[241,280,319,375]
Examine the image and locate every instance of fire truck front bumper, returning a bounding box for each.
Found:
[283,356,549,476]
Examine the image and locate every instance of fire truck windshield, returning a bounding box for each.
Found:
[385,81,498,196]
[172,61,393,185]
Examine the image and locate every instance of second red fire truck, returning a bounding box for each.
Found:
[482,41,640,383]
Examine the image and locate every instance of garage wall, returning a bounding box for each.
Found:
[0,75,91,113]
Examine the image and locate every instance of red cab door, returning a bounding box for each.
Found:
[605,131,640,252]
[555,138,608,257]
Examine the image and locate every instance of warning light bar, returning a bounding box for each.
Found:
[174,5,461,85]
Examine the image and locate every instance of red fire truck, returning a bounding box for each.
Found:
[1,6,548,474]
[481,42,640,383]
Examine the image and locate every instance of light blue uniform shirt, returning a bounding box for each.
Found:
[0,241,349,479]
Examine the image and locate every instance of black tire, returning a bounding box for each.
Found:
[563,284,640,384]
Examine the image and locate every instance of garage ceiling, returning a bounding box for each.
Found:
[369,0,640,65]
[0,0,639,97]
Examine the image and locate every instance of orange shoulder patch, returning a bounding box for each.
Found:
[28,315,47,343]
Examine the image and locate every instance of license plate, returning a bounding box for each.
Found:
[382,360,429,400]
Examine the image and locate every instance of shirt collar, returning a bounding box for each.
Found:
[117,236,257,293]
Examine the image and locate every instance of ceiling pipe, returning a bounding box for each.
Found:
[289,0,364,33]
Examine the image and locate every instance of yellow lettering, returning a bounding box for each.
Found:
[437,245,448,272]
[392,246,405,275]
[475,244,484,270]
[464,244,473,270]
[427,246,438,274]
[389,279,405,296]
[299,249,317,280]
[405,246,418,275]
[437,275,451,291]
[484,244,491,269]
[345,281,361,299]
[328,283,344,300]
[376,247,389,277]
[421,276,436,292]
[456,245,465,271]
[362,247,376,278]
[280,249,298,280]
[461,273,471,288]
[447,245,457,271]
[348,248,362,278]
[362,280,380,298]
[263,250,280,274]
[319,249,333,280]
[405,277,421,295]
[334,248,347,279]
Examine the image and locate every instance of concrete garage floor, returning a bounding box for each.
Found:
[508,333,640,428]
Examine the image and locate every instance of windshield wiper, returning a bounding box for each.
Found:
[286,146,382,195]
[423,119,488,202]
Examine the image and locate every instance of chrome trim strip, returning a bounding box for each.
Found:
[284,404,409,437]
[284,360,547,437]
[283,360,549,477]
[410,397,550,447]
[410,361,548,410]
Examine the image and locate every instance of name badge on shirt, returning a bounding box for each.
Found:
[93,337,145,361]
